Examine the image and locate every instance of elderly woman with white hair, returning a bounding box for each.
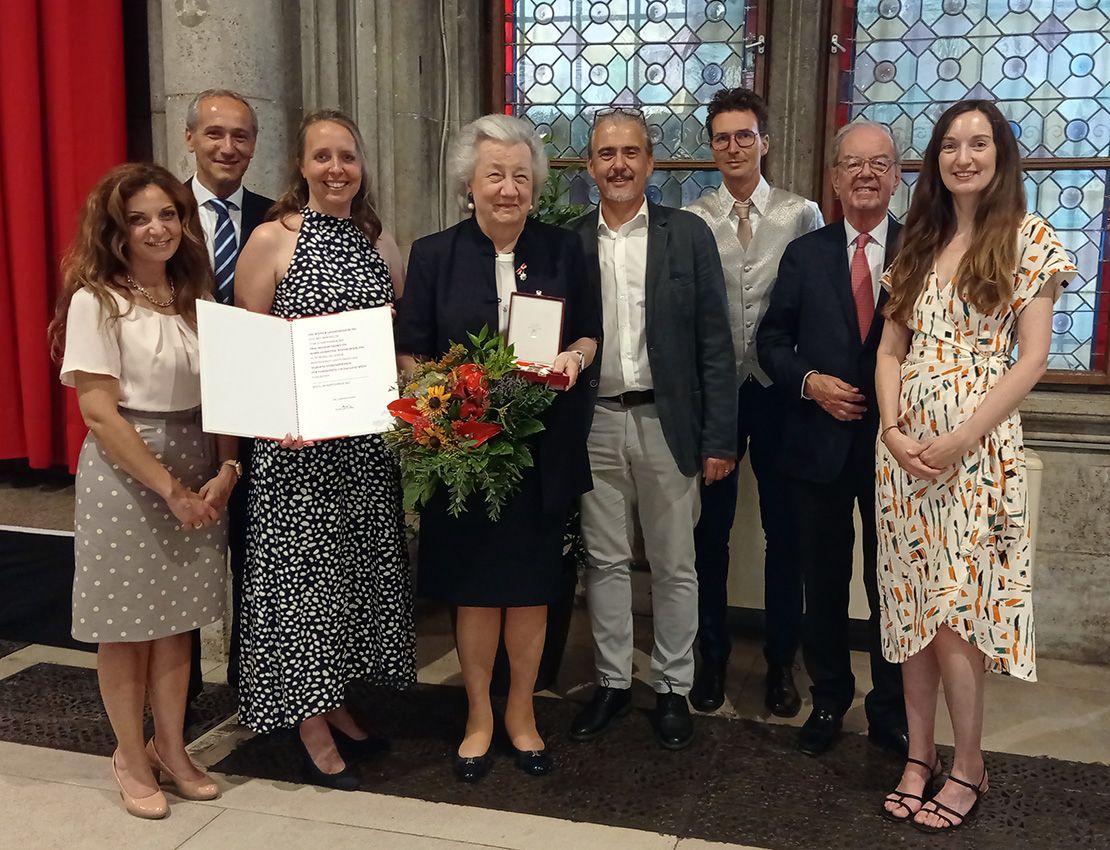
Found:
[395,113,600,782]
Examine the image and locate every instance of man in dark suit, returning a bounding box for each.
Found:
[757,120,908,757]
[567,107,737,750]
[183,88,274,708]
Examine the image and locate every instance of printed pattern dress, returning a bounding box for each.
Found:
[876,214,1075,682]
[238,208,416,733]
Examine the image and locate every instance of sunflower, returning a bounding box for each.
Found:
[417,384,452,417]
[414,420,452,450]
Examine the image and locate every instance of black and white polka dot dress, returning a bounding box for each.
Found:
[238,208,416,733]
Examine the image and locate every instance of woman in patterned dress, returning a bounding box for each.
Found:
[874,100,1075,833]
[48,164,237,818]
[234,110,416,790]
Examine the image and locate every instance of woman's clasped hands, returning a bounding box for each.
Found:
[885,427,975,481]
[166,479,220,530]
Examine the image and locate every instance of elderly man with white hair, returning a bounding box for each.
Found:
[757,119,908,758]
[395,113,601,783]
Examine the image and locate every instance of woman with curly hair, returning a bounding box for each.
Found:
[48,162,239,818]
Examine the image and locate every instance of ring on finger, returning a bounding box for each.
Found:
[192,522,203,529]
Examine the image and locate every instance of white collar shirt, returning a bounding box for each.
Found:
[596,197,652,396]
[190,175,245,269]
[724,175,771,239]
[843,215,890,306]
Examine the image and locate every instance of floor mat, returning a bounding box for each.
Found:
[0,640,27,658]
[0,663,236,756]
[213,682,1110,849]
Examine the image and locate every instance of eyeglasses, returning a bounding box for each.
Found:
[710,129,762,151]
[836,156,895,176]
[592,106,646,124]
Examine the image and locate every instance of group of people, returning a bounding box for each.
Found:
[49,84,1073,836]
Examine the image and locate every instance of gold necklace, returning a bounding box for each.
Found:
[126,274,176,308]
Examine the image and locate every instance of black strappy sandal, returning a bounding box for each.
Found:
[912,768,988,834]
[881,754,943,823]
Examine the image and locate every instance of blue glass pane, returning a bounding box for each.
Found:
[510,1,755,159]
[889,168,1110,372]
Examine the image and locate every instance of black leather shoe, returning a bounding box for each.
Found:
[513,746,554,776]
[298,738,360,791]
[453,750,492,783]
[328,724,392,763]
[690,658,727,713]
[765,664,801,718]
[655,693,694,750]
[868,725,910,758]
[569,686,632,741]
[797,708,842,757]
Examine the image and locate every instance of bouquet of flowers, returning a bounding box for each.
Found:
[383,326,557,521]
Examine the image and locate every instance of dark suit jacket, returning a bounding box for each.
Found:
[394,215,602,513]
[569,203,737,477]
[757,216,902,484]
[185,177,274,265]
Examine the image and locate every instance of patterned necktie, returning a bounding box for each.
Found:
[734,199,752,251]
[851,232,875,342]
[208,198,238,304]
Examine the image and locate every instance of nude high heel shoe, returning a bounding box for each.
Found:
[146,738,220,801]
[112,751,168,819]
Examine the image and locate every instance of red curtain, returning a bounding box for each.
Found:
[0,0,127,471]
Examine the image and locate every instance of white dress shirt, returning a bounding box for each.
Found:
[725,176,822,244]
[190,175,245,269]
[495,252,516,335]
[843,215,889,307]
[800,215,890,398]
[597,198,652,396]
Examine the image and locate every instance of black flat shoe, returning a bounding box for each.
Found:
[765,663,801,718]
[797,708,842,757]
[569,686,631,741]
[328,724,391,762]
[298,738,360,791]
[513,746,553,776]
[453,750,492,783]
[868,725,910,758]
[655,693,694,750]
[690,658,727,713]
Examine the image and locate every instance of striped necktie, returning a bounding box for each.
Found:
[208,198,238,304]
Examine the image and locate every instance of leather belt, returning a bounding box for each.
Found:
[598,390,655,408]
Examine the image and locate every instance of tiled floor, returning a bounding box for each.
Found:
[2,604,1109,849]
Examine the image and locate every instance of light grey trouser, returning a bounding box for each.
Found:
[580,402,701,694]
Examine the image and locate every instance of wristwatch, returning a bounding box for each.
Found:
[221,459,243,479]
[569,349,586,371]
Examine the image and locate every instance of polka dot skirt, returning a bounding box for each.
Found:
[72,409,227,643]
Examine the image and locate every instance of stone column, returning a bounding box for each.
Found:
[763,0,829,203]
[148,0,302,199]
[300,0,485,251]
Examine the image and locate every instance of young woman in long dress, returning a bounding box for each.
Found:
[874,100,1075,833]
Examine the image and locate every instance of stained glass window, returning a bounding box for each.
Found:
[843,0,1110,375]
[505,1,759,161]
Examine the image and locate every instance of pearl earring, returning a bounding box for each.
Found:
[466,192,475,211]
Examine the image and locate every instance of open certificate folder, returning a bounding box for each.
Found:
[196,300,398,441]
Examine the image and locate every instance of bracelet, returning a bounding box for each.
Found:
[568,349,585,371]
[221,459,243,480]
[879,425,900,444]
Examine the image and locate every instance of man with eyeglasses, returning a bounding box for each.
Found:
[757,120,908,758]
[567,106,737,750]
[684,87,822,719]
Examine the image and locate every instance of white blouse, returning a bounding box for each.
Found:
[495,252,516,335]
[60,287,202,411]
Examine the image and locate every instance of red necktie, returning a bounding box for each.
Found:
[851,233,874,342]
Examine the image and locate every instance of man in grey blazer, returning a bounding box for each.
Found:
[684,88,823,718]
[567,107,737,750]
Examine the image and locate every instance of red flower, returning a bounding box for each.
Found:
[459,399,487,420]
[453,420,501,447]
[388,397,422,424]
